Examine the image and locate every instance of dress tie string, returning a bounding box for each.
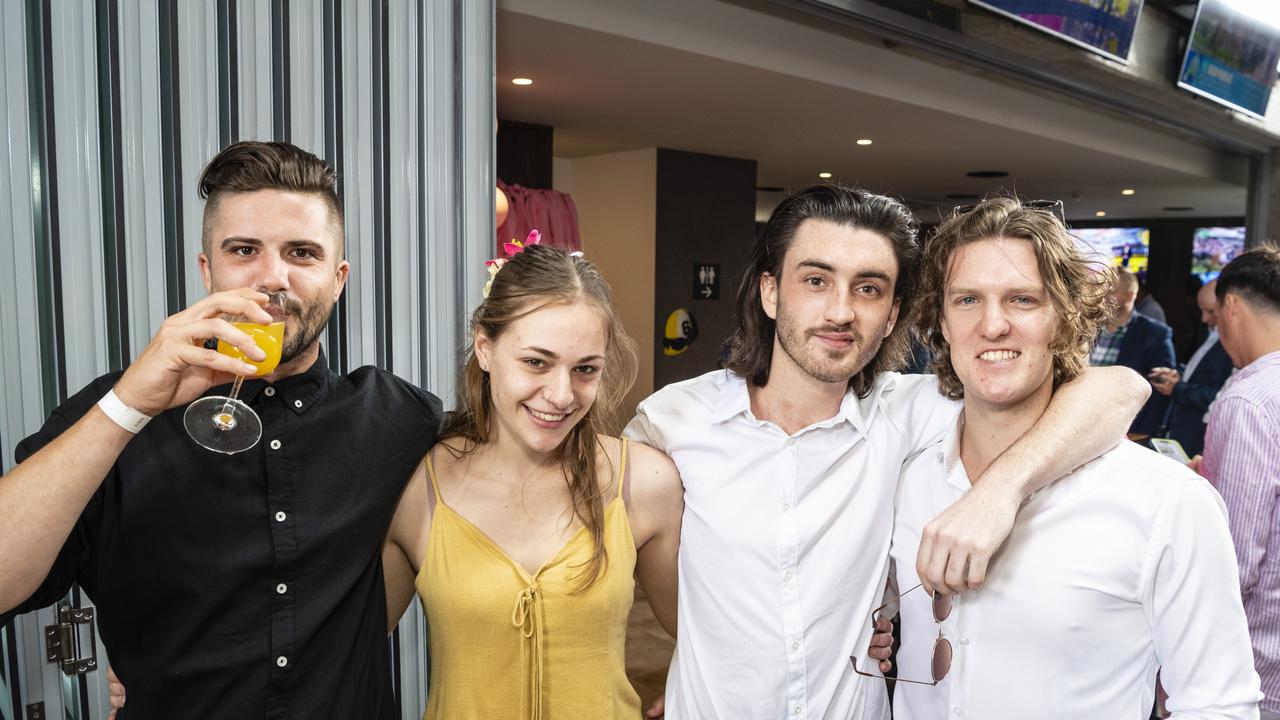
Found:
[511,582,544,720]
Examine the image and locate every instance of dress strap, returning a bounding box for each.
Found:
[424,451,446,509]
[511,582,544,720]
[615,438,629,498]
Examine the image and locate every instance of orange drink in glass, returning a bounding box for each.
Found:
[217,321,285,377]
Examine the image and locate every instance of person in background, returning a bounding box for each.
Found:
[1135,280,1167,324]
[885,196,1259,719]
[1090,268,1176,439]
[1149,279,1233,456]
[1200,247,1280,720]
[382,243,684,720]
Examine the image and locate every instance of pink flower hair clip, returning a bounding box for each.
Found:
[483,230,540,298]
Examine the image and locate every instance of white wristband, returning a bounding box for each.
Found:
[97,389,153,434]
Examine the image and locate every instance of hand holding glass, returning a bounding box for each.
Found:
[183,308,285,454]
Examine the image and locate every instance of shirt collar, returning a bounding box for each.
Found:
[217,348,332,416]
[710,370,752,424]
[710,368,886,436]
[940,413,972,492]
[1239,349,1280,381]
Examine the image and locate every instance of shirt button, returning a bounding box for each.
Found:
[276,583,288,594]
[791,640,800,650]
[936,451,944,464]
[275,511,287,522]
[783,503,792,512]
[293,399,302,408]
[793,706,803,716]
[959,637,969,646]
[953,708,963,718]
[269,439,282,450]
[276,656,288,668]
[784,570,793,580]
[263,387,276,397]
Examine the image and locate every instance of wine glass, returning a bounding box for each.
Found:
[183,304,286,454]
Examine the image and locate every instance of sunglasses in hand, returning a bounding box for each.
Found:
[850,583,953,686]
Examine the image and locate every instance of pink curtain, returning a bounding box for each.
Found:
[497,179,582,254]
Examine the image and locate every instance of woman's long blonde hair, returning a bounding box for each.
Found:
[440,244,638,591]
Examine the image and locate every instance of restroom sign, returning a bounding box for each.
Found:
[694,263,719,300]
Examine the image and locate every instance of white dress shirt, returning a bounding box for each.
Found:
[891,419,1262,720]
[625,369,958,720]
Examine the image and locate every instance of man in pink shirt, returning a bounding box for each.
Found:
[1203,247,1280,719]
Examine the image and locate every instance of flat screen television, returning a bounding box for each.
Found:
[970,0,1144,63]
[1072,227,1150,279]
[1191,226,1246,282]
[1178,0,1280,119]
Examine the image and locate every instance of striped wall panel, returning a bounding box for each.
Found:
[1,0,495,717]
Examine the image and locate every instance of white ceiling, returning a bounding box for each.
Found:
[497,0,1251,223]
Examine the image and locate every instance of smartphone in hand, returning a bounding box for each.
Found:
[1150,438,1191,464]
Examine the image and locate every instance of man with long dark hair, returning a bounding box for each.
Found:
[626,185,1148,719]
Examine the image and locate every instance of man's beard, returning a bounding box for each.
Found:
[278,296,334,364]
[774,309,884,384]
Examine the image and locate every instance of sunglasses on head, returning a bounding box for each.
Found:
[951,199,1065,224]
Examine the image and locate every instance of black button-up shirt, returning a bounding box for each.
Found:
[2,352,442,719]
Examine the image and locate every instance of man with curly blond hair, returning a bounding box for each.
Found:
[876,197,1260,718]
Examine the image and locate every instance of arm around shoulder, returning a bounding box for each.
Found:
[916,366,1148,594]
[988,364,1148,497]
[627,440,683,638]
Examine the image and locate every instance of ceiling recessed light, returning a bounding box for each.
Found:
[756,186,785,193]
[856,139,873,146]
[1121,188,1136,196]
[945,193,980,200]
[819,172,832,179]
[1095,211,1107,217]
[1163,206,1194,212]
[966,170,1010,178]
[512,78,533,86]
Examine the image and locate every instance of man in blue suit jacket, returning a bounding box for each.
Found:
[1091,269,1176,437]
[1150,280,1236,456]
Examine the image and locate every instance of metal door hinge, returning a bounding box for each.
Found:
[26,702,46,720]
[44,605,98,675]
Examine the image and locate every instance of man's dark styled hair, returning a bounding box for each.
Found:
[198,141,343,255]
[723,183,919,398]
[1216,246,1280,314]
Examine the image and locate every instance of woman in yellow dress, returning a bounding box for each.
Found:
[382,243,683,719]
